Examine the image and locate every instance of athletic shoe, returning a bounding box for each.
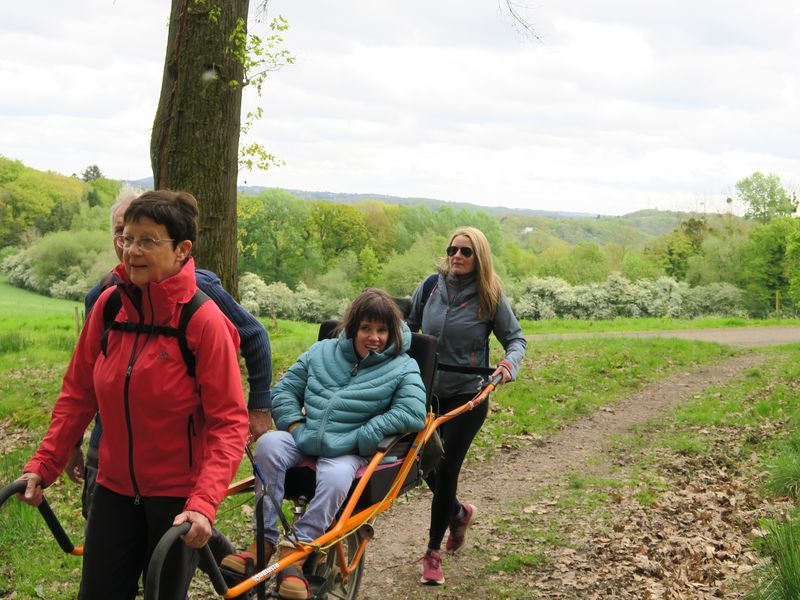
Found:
[420,550,445,585]
[277,540,311,599]
[445,503,477,552]
[219,538,275,575]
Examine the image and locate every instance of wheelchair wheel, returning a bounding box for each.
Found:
[306,535,364,600]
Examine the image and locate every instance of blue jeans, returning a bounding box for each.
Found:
[254,431,367,543]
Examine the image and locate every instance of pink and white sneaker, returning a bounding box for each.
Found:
[445,503,477,552]
[420,550,445,585]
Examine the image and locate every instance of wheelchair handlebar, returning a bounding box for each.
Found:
[0,480,26,506]
[0,480,77,555]
[425,373,503,444]
[144,522,229,600]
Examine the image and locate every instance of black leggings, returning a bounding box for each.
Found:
[79,485,199,600]
[424,392,489,550]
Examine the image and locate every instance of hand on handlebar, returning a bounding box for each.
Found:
[173,510,212,549]
[16,473,44,507]
[491,364,512,386]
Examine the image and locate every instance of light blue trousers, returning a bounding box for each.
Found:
[253,430,368,543]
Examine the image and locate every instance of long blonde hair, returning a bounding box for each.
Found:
[439,227,503,320]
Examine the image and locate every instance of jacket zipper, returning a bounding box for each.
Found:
[187,414,195,467]
[120,286,147,504]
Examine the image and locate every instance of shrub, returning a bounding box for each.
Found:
[294,283,327,322]
[512,274,746,320]
[0,245,19,263]
[239,271,270,316]
[239,273,296,320]
[262,282,297,320]
[683,282,744,318]
[1,229,114,297]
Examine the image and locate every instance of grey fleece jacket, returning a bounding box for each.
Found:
[407,272,527,399]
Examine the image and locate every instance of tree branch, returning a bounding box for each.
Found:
[500,0,542,42]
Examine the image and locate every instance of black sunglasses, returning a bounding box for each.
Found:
[446,245,474,258]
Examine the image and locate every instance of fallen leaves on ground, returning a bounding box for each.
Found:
[518,420,790,599]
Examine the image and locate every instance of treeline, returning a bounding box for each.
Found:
[1,156,798,319]
[235,180,799,319]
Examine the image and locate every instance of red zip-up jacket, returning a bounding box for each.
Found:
[25,259,248,523]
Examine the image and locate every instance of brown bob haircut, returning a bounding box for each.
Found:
[337,288,405,357]
[123,190,199,249]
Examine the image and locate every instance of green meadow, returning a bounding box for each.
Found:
[0,277,795,598]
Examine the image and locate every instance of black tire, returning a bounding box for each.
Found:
[307,535,364,600]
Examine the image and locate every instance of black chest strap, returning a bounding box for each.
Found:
[100,288,211,378]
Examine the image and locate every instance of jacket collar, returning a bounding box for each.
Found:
[113,258,198,325]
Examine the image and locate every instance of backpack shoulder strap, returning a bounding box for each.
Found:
[99,288,211,379]
[420,273,439,310]
[177,289,211,378]
[100,288,123,356]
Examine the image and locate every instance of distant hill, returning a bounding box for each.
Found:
[238,186,600,219]
[128,177,597,219]
[125,178,697,246]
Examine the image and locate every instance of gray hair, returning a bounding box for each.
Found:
[109,185,145,232]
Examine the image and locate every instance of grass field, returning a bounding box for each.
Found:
[520,315,800,334]
[0,278,793,598]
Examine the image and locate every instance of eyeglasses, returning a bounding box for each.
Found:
[115,235,175,252]
[446,245,474,258]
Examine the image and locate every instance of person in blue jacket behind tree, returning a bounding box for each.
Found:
[221,287,427,600]
[64,186,273,563]
[407,226,527,586]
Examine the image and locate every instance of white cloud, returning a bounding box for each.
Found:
[1,0,798,216]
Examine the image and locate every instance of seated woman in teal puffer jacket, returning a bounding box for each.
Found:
[221,288,427,598]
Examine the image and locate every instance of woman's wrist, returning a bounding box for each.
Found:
[498,361,513,378]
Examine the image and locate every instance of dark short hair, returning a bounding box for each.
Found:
[124,190,198,248]
[339,288,405,357]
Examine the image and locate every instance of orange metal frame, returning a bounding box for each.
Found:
[221,379,497,598]
[1,379,497,599]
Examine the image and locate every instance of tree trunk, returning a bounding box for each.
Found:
[151,0,248,297]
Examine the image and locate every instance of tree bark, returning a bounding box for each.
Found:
[151,0,248,297]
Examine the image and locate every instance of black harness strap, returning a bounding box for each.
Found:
[436,362,496,377]
[100,288,211,378]
[175,289,211,378]
[99,290,123,357]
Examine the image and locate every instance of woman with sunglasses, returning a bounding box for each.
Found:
[16,190,249,599]
[407,226,527,586]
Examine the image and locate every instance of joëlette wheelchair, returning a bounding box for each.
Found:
[0,320,501,600]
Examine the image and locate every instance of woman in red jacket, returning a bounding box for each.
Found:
[16,190,249,600]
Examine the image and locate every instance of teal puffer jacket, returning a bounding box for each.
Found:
[272,323,427,458]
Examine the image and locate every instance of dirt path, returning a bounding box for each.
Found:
[358,349,772,599]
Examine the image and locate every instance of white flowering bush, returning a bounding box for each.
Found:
[683,282,745,318]
[239,273,296,319]
[293,283,327,322]
[512,275,746,320]
[512,277,572,320]
[1,231,114,299]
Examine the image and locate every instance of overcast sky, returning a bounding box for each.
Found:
[1,1,798,216]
